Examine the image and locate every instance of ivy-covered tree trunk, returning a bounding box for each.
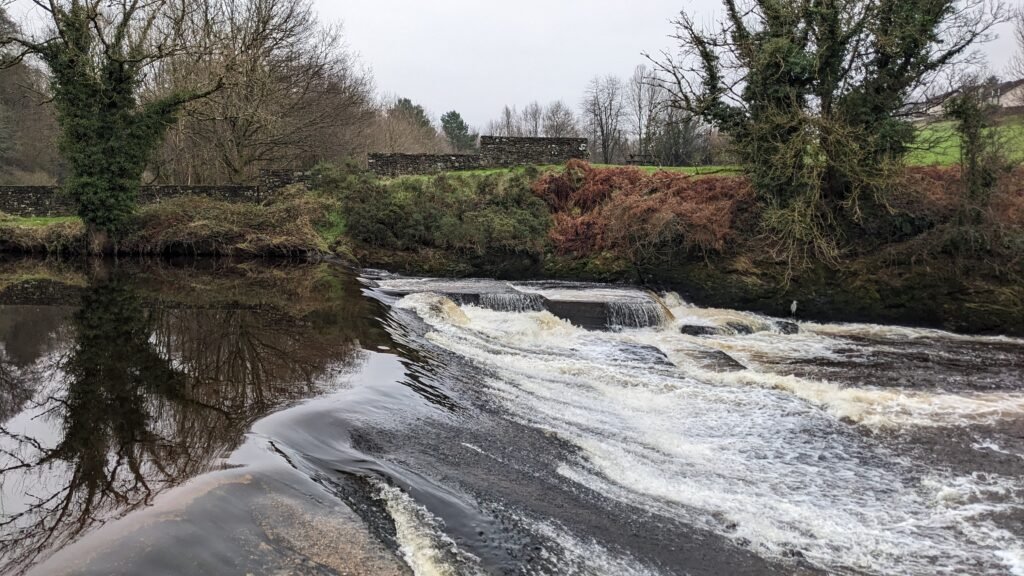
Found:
[3,1,221,252]
[653,0,1005,264]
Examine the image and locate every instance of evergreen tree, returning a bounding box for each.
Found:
[441,111,477,151]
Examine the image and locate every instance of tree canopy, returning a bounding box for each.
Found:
[390,98,433,131]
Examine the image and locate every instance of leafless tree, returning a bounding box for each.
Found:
[542,100,579,137]
[582,75,627,164]
[488,105,525,136]
[522,101,543,137]
[1010,6,1024,100]
[150,0,376,184]
[368,95,447,154]
[628,65,662,157]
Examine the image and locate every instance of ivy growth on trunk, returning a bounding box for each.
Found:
[651,0,1005,265]
[1,1,222,243]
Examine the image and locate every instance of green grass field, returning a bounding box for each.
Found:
[907,118,1024,166]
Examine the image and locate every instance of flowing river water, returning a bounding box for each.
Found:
[0,258,1021,575]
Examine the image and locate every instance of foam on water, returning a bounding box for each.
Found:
[998,548,1024,576]
[374,481,484,576]
[394,291,1024,575]
[396,293,470,327]
[803,320,1024,344]
[520,517,660,576]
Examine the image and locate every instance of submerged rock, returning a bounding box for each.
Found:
[725,322,756,335]
[774,321,800,335]
[680,325,727,337]
[691,349,747,372]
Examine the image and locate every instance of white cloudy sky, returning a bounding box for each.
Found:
[319,0,1018,129]
[7,0,1017,128]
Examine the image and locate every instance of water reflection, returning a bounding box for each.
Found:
[0,259,386,574]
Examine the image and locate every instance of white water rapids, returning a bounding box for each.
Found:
[381,280,1024,576]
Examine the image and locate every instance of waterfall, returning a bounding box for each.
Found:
[478,292,546,313]
[607,299,671,329]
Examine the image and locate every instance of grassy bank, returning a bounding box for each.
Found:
[0,189,346,257]
[908,117,1024,166]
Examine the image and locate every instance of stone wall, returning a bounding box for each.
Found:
[367,136,590,177]
[366,153,485,178]
[259,169,314,191]
[0,187,75,218]
[478,136,589,167]
[1,185,266,218]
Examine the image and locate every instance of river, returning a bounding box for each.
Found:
[0,258,1021,575]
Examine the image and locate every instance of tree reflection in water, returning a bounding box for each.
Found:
[0,261,380,574]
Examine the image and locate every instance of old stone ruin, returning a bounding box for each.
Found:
[367,136,590,177]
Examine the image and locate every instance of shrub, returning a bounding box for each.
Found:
[316,166,551,257]
[120,193,339,256]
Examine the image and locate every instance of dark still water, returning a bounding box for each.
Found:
[0,259,1022,576]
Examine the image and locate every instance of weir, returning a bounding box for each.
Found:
[371,276,674,330]
[386,275,1024,576]
[478,292,546,313]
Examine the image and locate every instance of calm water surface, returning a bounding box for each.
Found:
[0,258,1021,576]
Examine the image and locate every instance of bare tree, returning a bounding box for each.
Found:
[522,101,543,137]
[582,75,627,164]
[628,65,661,158]
[151,0,375,184]
[497,105,523,136]
[1010,6,1024,100]
[542,100,579,137]
[369,95,447,154]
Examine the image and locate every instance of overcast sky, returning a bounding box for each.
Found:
[317,0,700,128]
[319,0,1018,130]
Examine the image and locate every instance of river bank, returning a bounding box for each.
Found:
[1,162,1021,335]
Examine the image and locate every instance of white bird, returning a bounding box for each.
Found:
[790,300,799,317]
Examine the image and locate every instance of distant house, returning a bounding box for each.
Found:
[915,79,1024,121]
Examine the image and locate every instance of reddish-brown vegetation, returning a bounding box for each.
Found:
[898,165,1024,229]
[532,160,756,262]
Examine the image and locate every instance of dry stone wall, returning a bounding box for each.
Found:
[0,187,75,218]
[366,153,486,178]
[367,136,589,177]
[478,136,589,166]
[0,185,262,218]
[2,138,592,217]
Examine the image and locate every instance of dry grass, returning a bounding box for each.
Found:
[0,212,85,253]
[120,193,339,256]
[0,191,342,256]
